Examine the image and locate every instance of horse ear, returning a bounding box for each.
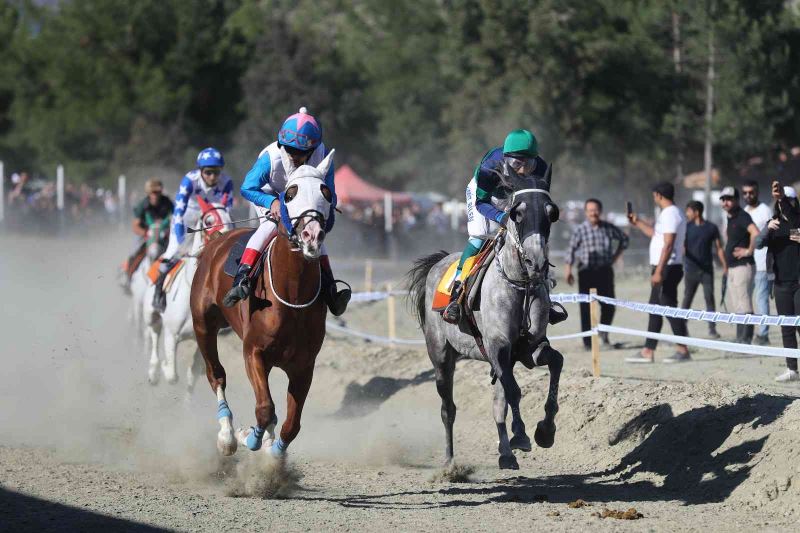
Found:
[543,163,552,191]
[316,149,335,178]
[196,195,210,212]
[220,192,229,207]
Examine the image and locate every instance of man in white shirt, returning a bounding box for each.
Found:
[742,180,773,345]
[626,182,690,363]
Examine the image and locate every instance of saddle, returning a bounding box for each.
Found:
[432,238,496,313]
[122,246,147,276]
[222,229,276,300]
[147,258,186,293]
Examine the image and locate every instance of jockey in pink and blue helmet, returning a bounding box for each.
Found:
[223,107,350,315]
[278,110,323,151]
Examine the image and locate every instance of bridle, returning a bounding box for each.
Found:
[281,208,326,248]
[494,188,553,332]
[495,188,551,291]
[198,203,231,242]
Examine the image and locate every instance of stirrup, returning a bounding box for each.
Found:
[548,302,568,325]
[223,269,251,307]
[325,280,351,316]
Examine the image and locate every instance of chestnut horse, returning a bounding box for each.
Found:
[190,152,334,457]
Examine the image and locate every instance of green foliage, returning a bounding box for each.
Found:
[0,0,798,198]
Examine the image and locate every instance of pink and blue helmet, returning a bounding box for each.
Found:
[278,107,322,152]
[197,147,224,168]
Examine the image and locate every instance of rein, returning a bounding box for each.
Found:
[495,187,552,334]
[265,236,321,309]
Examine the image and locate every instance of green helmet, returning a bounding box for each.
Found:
[503,129,538,158]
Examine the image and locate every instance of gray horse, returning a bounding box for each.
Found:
[407,178,563,470]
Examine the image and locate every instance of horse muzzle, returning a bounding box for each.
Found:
[299,220,325,260]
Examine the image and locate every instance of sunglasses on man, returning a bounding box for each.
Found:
[202,168,222,177]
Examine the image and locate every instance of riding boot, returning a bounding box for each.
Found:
[121,256,134,295]
[222,263,253,307]
[442,280,463,324]
[152,259,176,313]
[548,302,568,325]
[320,256,351,316]
[742,324,754,344]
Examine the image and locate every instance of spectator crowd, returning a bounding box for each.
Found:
[565,177,800,383]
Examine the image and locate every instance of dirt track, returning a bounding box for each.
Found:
[2,231,800,532]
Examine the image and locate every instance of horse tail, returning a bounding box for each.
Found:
[405,250,449,328]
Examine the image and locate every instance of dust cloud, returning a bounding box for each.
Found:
[0,226,441,495]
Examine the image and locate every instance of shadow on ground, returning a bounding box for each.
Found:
[334,369,435,418]
[310,393,795,508]
[0,486,169,532]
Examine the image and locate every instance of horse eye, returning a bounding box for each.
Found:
[285,185,298,202]
[320,185,332,202]
[204,215,215,226]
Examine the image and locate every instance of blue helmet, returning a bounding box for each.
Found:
[197,147,224,168]
[278,107,322,152]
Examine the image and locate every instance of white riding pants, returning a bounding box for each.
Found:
[465,178,500,238]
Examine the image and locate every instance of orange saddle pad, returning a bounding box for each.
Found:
[431,256,478,311]
[147,259,186,293]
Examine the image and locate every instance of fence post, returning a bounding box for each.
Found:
[56,164,65,211]
[364,259,373,292]
[0,161,4,224]
[118,175,126,226]
[386,282,396,345]
[590,288,600,377]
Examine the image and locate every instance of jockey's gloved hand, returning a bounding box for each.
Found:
[495,212,509,226]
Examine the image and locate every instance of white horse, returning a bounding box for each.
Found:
[128,220,169,333]
[143,199,233,388]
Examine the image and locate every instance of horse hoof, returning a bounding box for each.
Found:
[534,421,556,449]
[510,434,532,452]
[498,455,519,470]
[217,428,237,456]
[235,427,264,451]
[147,369,159,386]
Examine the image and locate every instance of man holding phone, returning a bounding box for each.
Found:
[626,182,691,363]
[756,182,800,381]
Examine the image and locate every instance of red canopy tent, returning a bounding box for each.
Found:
[334,164,413,206]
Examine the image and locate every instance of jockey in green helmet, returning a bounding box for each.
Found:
[442,129,566,326]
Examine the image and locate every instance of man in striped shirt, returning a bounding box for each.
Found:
[565,198,629,349]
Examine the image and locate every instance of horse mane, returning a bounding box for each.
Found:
[405,250,449,328]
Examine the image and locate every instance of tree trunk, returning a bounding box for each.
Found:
[704,18,715,211]
[672,8,684,184]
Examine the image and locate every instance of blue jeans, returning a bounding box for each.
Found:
[754,270,771,337]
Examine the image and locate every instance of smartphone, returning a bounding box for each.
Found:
[626,201,633,217]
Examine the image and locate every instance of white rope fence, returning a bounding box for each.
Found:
[328,290,800,364]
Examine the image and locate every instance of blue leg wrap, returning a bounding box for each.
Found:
[217,400,232,420]
[245,426,265,451]
[270,437,288,457]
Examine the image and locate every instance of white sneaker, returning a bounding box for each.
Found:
[625,353,654,364]
[774,369,800,383]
